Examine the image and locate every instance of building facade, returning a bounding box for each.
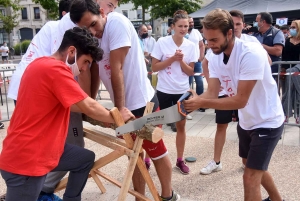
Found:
[11,0,47,46]
[0,6,11,46]
[114,2,152,32]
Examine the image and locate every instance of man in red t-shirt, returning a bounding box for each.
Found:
[0,27,133,201]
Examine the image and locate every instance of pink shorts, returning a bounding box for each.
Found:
[119,107,168,160]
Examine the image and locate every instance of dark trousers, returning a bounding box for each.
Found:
[1,143,95,201]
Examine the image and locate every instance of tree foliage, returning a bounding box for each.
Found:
[0,0,21,34]
[120,0,202,22]
[32,0,58,19]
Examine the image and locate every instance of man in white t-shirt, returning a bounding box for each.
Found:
[200,9,263,175]
[144,24,156,56]
[184,9,284,201]
[0,42,9,64]
[70,0,179,200]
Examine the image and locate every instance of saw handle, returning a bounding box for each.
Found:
[177,91,192,117]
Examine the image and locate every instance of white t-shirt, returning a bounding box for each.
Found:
[205,49,227,97]
[188,29,203,58]
[151,35,198,94]
[98,12,154,111]
[206,35,260,97]
[142,36,156,54]
[8,21,60,100]
[0,45,9,56]
[51,13,77,53]
[209,38,284,130]
[240,34,260,43]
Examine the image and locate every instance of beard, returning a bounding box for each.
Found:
[211,38,229,55]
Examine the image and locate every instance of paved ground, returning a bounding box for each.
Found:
[0,81,300,200]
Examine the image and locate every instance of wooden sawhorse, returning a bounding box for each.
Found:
[55,102,162,201]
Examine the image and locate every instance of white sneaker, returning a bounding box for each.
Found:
[186,114,192,120]
[200,160,222,175]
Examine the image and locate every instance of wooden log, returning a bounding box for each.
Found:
[138,124,164,143]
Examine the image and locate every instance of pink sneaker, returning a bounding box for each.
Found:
[176,160,189,174]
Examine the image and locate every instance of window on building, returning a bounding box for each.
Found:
[137,9,142,19]
[21,8,28,19]
[0,9,6,16]
[122,10,128,18]
[34,7,40,19]
[36,28,40,34]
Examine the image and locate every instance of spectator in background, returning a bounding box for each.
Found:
[187,17,205,115]
[144,24,157,81]
[253,12,285,78]
[144,24,156,57]
[281,20,300,123]
[274,24,281,29]
[0,42,9,64]
[138,24,150,65]
[151,10,198,175]
[280,25,290,39]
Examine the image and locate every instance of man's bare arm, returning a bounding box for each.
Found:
[77,69,91,97]
[262,44,283,57]
[90,62,100,99]
[71,96,134,123]
[185,80,257,112]
[110,46,130,109]
[183,78,220,111]
[199,40,205,62]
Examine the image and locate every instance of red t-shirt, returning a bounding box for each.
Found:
[0,57,88,176]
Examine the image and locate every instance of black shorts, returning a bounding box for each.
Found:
[156,90,183,110]
[2,56,8,61]
[237,123,284,170]
[131,94,159,117]
[215,95,232,124]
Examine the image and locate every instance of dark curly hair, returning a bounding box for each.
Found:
[70,0,100,24]
[58,27,103,62]
[59,0,73,19]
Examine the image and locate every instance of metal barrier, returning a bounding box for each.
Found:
[273,61,300,145]
[0,64,17,122]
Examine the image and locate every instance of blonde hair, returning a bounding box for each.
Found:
[292,20,300,40]
[202,8,234,38]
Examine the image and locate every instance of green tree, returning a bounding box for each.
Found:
[150,0,202,20]
[120,0,202,23]
[0,0,21,45]
[32,0,58,19]
[120,0,152,24]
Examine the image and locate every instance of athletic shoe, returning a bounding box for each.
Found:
[37,193,62,201]
[170,123,177,132]
[0,122,4,129]
[161,190,181,201]
[145,160,151,170]
[186,114,192,120]
[200,160,222,175]
[176,160,189,174]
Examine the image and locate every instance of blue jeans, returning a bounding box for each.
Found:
[189,62,204,95]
